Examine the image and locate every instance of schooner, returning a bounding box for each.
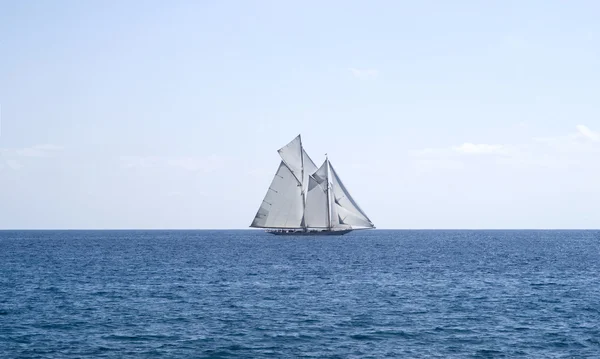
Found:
[250,135,375,235]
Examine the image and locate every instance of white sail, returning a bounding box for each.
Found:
[304,175,329,228]
[250,161,304,228]
[302,149,318,193]
[250,135,375,232]
[277,135,319,228]
[312,159,328,185]
[334,205,372,228]
[277,135,303,184]
[304,158,374,230]
[278,135,317,195]
[329,162,374,229]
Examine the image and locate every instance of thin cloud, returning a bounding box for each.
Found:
[533,125,600,155]
[4,159,23,170]
[413,158,465,173]
[535,124,599,144]
[413,125,600,171]
[120,154,228,172]
[453,143,507,155]
[413,143,509,157]
[576,125,599,142]
[348,67,380,79]
[0,144,64,170]
[3,144,64,158]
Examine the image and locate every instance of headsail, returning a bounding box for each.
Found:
[329,161,374,229]
[305,158,374,230]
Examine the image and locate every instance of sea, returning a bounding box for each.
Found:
[1,230,599,358]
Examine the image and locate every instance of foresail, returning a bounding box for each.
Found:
[305,157,329,228]
[334,205,373,228]
[304,176,329,228]
[329,162,374,229]
[312,159,328,184]
[250,161,304,228]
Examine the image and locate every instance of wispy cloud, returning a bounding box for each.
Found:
[414,158,466,173]
[0,144,64,170]
[534,125,600,144]
[1,144,64,158]
[576,125,600,142]
[452,143,508,155]
[414,143,509,157]
[14,144,64,157]
[119,154,228,172]
[412,125,600,170]
[532,125,600,157]
[348,67,380,80]
[4,159,23,170]
[411,142,508,174]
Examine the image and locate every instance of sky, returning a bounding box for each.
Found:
[1,0,599,229]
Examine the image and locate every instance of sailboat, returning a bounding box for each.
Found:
[250,135,375,235]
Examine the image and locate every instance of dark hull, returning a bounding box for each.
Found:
[267,229,353,236]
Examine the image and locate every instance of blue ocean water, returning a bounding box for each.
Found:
[1,230,599,358]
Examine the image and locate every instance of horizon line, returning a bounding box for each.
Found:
[0,228,599,231]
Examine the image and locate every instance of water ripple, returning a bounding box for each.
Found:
[1,229,600,358]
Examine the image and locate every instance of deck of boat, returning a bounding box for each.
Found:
[266,229,353,236]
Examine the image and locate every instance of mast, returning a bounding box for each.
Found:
[299,135,307,230]
[325,154,332,230]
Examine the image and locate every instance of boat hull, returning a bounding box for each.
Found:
[267,229,353,236]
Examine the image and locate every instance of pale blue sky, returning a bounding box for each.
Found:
[1,1,599,229]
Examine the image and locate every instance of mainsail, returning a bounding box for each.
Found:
[251,135,374,231]
[250,161,304,228]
